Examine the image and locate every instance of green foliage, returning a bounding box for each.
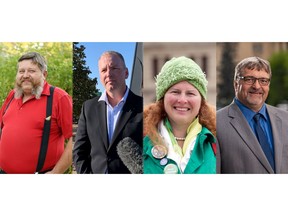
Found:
[0,42,73,107]
[73,42,99,123]
[217,43,237,109]
[267,52,288,106]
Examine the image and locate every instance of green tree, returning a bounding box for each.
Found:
[268,52,288,106]
[217,43,237,109]
[73,42,99,123]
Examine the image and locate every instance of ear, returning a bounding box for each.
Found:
[43,71,48,79]
[233,80,238,92]
[125,68,129,79]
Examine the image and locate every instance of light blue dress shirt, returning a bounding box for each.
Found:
[98,87,129,143]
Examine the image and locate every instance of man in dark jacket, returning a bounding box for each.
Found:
[73,51,143,174]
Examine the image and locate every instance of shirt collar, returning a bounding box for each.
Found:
[234,98,268,121]
[41,81,50,96]
[98,86,129,107]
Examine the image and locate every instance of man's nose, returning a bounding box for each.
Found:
[106,67,113,77]
[23,70,30,77]
[252,79,261,88]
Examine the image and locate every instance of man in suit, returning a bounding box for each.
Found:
[217,56,288,173]
[73,51,143,173]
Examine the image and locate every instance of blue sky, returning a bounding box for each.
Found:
[78,42,136,93]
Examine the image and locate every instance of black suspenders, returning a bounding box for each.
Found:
[35,86,55,173]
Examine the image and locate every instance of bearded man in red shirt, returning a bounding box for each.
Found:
[0,52,73,174]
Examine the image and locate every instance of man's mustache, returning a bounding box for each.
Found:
[20,78,33,83]
[249,89,264,94]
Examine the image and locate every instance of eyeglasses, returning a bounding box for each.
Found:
[238,76,270,86]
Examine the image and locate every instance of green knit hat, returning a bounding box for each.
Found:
[155,56,208,101]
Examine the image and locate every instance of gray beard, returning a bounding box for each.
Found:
[14,79,44,99]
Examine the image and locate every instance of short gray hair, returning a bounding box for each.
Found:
[99,51,127,68]
[18,52,47,72]
[234,56,272,80]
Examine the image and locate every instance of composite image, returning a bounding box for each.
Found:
[1,42,288,174]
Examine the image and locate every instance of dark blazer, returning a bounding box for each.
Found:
[73,90,143,174]
[217,101,288,174]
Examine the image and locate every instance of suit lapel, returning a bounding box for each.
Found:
[267,105,283,173]
[97,100,109,150]
[228,103,274,173]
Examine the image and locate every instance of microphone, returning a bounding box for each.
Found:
[117,137,143,174]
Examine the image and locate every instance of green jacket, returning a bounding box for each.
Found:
[143,127,216,174]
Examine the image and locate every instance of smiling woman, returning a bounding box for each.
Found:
[143,56,216,174]
[164,81,202,137]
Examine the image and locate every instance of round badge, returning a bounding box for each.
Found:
[164,164,178,174]
[151,145,167,159]
[160,158,168,166]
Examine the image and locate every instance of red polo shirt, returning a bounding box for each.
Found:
[0,82,72,173]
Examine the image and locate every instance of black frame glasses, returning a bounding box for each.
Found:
[238,76,270,86]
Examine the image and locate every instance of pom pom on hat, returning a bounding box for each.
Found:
[155,56,208,101]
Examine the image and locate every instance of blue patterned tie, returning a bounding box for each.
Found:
[253,113,275,171]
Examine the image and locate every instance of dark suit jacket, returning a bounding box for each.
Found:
[73,90,143,174]
[217,101,288,174]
